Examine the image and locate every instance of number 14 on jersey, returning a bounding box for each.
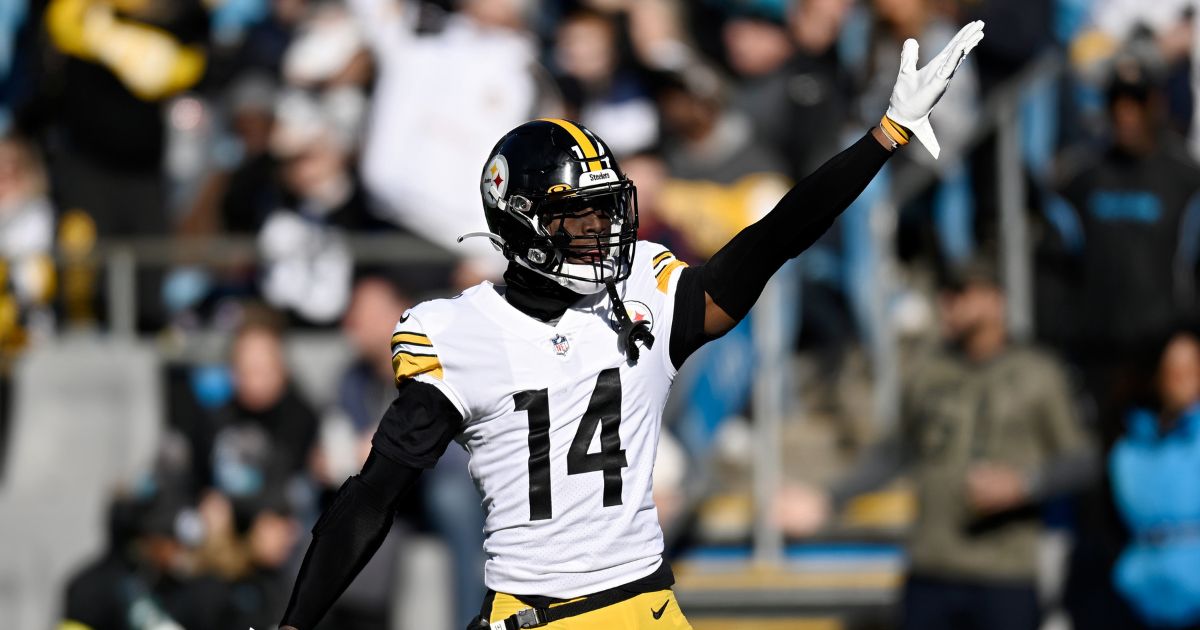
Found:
[513,368,629,521]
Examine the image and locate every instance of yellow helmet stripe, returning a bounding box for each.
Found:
[538,118,602,172]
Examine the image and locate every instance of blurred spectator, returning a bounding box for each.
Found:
[231,507,302,628]
[43,0,209,232]
[0,135,54,354]
[1066,0,1194,144]
[1107,332,1200,630]
[196,490,302,629]
[780,261,1095,630]
[200,71,280,236]
[39,0,212,331]
[62,489,226,630]
[161,310,313,626]
[655,62,786,183]
[204,308,319,520]
[229,0,308,77]
[350,0,551,285]
[726,0,852,180]
[1072,0,1194,70]
[552,7,658,155]
[646,63,791,261]
[321,276,411,465]
[163,73,277,321]
[618,148,698,263]
[258,90,374,324]
[625,0,692,70]
[1051,54,1200,431]
[281,1,370,145]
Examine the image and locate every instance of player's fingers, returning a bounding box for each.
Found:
[940,27,985,78]
[963,30,985,56]
[937,36,973,79]
[900,38,919,74]
[957,20,984,45]
[925,22,965,73]
[942,21,982,59]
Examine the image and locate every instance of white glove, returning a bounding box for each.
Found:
[884,20,986,159]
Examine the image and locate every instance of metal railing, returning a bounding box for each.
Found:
[84,234,458,337]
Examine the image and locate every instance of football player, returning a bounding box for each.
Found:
[280,21,984,630]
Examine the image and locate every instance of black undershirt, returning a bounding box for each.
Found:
[281,130,892,629]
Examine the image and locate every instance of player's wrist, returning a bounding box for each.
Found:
[878,113,911,149]
[871,124,899,152]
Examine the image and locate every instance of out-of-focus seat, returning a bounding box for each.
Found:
[0,336,162,630]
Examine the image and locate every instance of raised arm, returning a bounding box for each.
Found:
[279,379,463,630]
[667,21,986,358]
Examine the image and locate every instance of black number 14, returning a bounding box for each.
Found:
[514,368,628,521]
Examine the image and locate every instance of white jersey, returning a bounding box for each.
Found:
[390,241,689,598]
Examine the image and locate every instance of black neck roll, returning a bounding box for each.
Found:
[502,263,584,322]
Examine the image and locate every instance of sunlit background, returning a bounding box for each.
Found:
[1,0,1199,629]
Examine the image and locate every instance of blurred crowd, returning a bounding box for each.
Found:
[0,0,1198,629]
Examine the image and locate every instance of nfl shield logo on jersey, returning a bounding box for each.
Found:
[551,334,570,356]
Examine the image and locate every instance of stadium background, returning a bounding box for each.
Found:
[0,0,1198,628]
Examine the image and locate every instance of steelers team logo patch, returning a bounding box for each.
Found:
[482,154,509,207]
[611,300,654,333]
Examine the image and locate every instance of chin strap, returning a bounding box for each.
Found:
[605,281,654,364]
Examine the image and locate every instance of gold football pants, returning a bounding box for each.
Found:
[488,589,692,629]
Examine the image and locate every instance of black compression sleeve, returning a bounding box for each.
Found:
[372,379,465,469]
[280,381,464,629]
[699,130,892,322]
[669,267,717,368]
[280,451,419,629]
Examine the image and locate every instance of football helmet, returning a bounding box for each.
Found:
[476,118,638,295]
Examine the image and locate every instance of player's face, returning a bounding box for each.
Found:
[542,205,614,263]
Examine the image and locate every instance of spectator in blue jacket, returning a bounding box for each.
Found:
[1110,331,1200,629]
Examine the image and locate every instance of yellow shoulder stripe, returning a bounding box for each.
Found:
[656,259,688,294]
[391,332,433,347]
[538,118,601,172]
[393,351,443,383]
[59,621,96,630]
[652,250,674,266]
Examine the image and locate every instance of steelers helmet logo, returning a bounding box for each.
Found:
[482,154,509,207]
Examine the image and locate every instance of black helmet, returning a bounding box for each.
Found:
[477,118,638,294]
